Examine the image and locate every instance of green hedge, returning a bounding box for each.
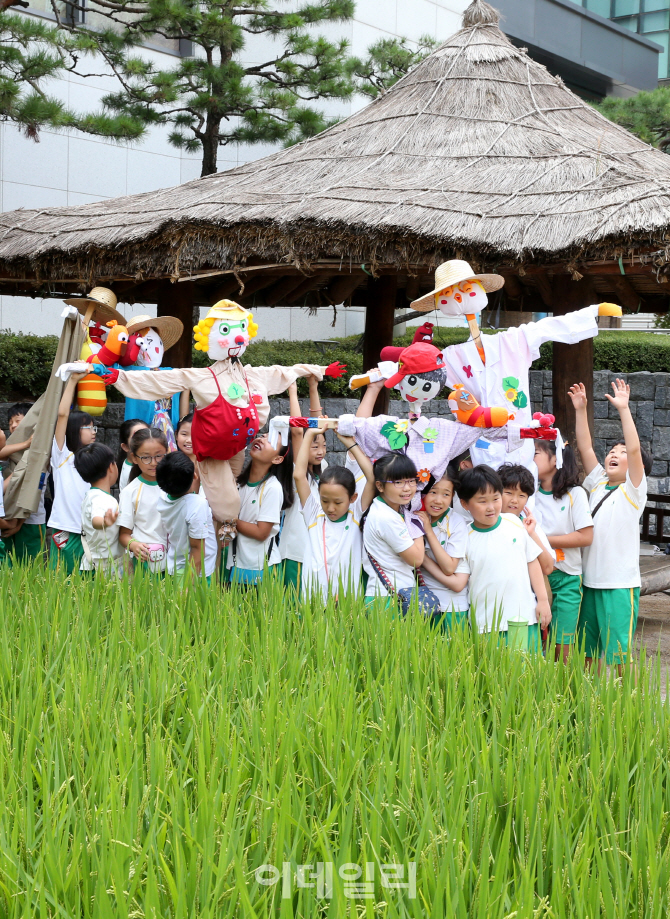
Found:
[2,328,670,401]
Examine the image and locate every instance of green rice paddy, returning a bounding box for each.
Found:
[0,563,668,917]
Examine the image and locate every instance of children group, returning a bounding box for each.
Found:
[0,367,649,669]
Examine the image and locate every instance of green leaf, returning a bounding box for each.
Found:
[502,376,519,390]
[387,430,408,450]
[513,391,528,409]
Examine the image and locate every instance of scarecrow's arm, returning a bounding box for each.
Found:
[520,304,620,358]
[111,367,199,400]
[244,362,345,397]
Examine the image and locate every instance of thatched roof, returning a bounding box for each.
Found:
[3,0,670,286]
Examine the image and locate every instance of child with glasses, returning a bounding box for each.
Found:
[118,428,169,574]
[361,453,426,607]
[48,370,97,574]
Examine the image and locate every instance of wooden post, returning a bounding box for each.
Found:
[363,274,397,416]
[158,282,194,368]
[551,275,595,459]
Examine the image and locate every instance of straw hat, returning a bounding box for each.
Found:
[411,260,504,312]
[206,299,252,321]
[125,314,183,352]
[64,286,126,325]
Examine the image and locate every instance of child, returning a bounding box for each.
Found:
[156,451,214,581]
[362,453,425,604]
[570,379,651,672]
[175,413,195,461]
[226,433,293,586]
[281,379,328,592]
[498,463,556,577]
[48,371,96,574]
[450,451,474,522]
[117,428,169,574]
[74,443,124,577]
[294,425,375,602]
[117,419,149,491]
[449,466,551,641]
[415,470,470,632]
[1,401,46,563]
[533,440,594,662]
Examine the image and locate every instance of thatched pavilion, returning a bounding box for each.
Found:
[2,0,670,429]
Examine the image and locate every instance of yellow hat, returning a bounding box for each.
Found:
[205,299,251,321]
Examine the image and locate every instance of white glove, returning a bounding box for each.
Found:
[60,305,81,320]
[378,360,399,379]
[337,414,356,437]
[55,361,89,382]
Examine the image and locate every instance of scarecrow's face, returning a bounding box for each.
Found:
[398,374,442,406]
[207,317,250,361]
[136,328,164,368]
[436,279,487,317]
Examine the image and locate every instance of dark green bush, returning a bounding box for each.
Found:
[2,328,670,401]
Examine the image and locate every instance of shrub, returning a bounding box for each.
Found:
[2,328,670,401]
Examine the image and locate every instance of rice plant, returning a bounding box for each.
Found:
[0,561,667,917]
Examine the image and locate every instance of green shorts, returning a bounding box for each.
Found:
[4,523,46,565]
[281,559,302,597]
[578,585,639,665]
[495,623,540,651]
[548,569,583,646]
[433,608,469,635]
[48,531,83,575]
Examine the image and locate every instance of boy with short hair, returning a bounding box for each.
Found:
[570,378,651,671]
[156,452,213,582]
[444,465,551,640]
[74,443,124,577]
[498,463,555,576]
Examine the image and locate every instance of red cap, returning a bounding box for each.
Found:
[385,343,446,389]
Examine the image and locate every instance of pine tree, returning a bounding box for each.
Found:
[54,0,359,176]
[0,8,145,141]
[594,87,670,153]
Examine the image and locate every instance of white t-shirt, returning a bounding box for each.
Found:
[227,477,283,572]
[455,513,542,632]
[535,485,593,577]
[26,484,46,526]
[419,509,469,612]
[118,459,134,492]
[301,493,363,601]
[48,437,90,534]
[582,464,646,589]
[157,490,213,575]
[280,463,327,563]
[80,488,123,573]
[118,476,168,572]
[363,497,415,597]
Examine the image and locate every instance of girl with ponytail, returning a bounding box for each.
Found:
[534,440,594,662]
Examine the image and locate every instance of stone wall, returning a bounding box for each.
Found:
[3,373,670,493]
[529,370,669,494]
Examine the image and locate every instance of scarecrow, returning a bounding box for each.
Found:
[334,341,533,535]
[57,299,345,534]
[60,287,126,417]
[410,259,622,469]
[119,314,186,450]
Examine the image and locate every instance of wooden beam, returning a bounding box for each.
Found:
[285,273,328,305]
[209,276,242,303]
[501,273,523,299]
[363,275,398,416]
[158,282,194,368]
[551,275,595,457]
[264,274,306,307]
[326,272,365,304]
[610,275,643,311]
[533,271,553,309]
[237,272,281,298]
